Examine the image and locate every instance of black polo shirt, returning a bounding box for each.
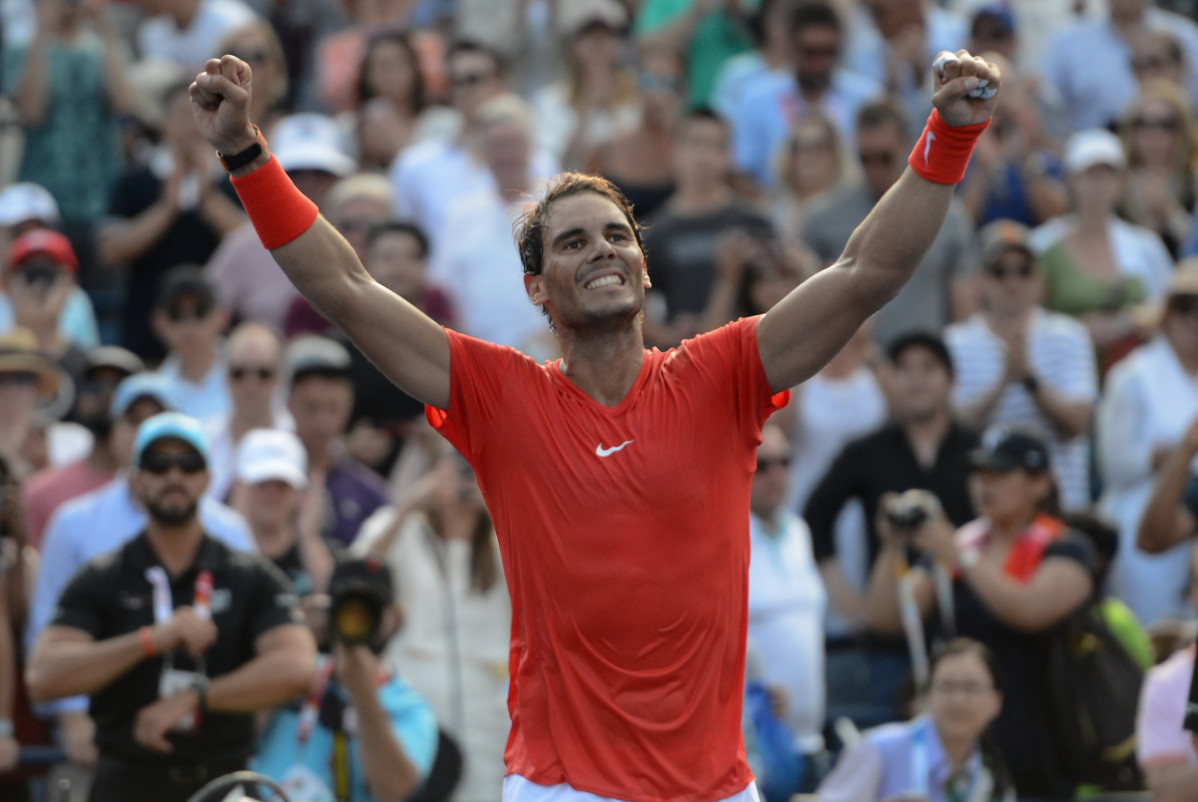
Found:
[51,533,304,764]
[803,421,980,568]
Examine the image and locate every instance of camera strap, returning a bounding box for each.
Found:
[895,557,957,691]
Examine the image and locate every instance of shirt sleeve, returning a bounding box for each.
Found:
[244,559,306,643]
[48,561,108,639]
[381,681,440,779]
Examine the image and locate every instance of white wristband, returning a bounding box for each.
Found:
[958,548,981,571]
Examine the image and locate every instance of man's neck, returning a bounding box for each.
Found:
[85,442,119,473]
[902,411,950,467]
[146,521,205,577]
[230,407,274,442]
[670,182,730,215]
[797,72,832,101]
[305,442,338,472]
[558,322,647,408]
[176,346,217,384]
[253,522,296,560]
[751,507,782,535]
[170,0,202,28]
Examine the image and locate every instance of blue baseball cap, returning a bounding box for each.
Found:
[110,372,176,419]
[133,412,211,469]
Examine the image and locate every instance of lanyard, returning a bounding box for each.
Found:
[297,656,335,745]
[908,718,984,802]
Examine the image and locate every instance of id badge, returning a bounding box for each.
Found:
[159,667,203,732]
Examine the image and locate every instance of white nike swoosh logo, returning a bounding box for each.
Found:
[924,130,935,165]
[595,440,634,457]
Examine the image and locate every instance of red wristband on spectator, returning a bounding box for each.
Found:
[230,156,319,250]
[139,626,157,658]
[907,109,991,185]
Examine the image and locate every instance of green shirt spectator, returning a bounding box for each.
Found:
[635,0,757,108]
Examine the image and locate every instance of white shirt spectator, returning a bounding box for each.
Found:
[1136,645,1198,770]
[137,0,258,73]
[1040,7,1198,133]
[25,475,252,713]
[390,137,558,262]
[157,351,231,425]
[945,309,1098,511]
[1098,336,1198,624]
[748,511,827,754]
[204,409,295,502]
[530,82,639,164]
[431,188,554,353]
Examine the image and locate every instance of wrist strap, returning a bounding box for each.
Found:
[230,157,320,250]
[139,625,157,658]
[218,125,266,172]
[908,108,990,185]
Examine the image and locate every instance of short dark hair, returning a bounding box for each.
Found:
[357,28,427,113]
[856,97,910,138]
[368,220,429,260]
[887,331,954,379]
[791,0,842,36]
[514,172,644,276]
[930,637,1001,692]
[676,106,730,140]
[446,39,506,78]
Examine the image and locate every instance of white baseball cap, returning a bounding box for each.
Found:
[0,183,61,227]
[1065,129,1127,174]
[269,113,358,178]
[235,428,309,489]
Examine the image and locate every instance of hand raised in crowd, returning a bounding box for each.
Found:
[932,50,1002,128]
[333,641,382,700]
[133,691,198,753]
[58,710,99,767]
[150,606,218,658]
[189,56,258,157]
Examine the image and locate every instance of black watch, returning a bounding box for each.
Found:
[218,125,267,172]
[1021,374,1040,393]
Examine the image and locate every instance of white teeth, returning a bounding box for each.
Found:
[585,275,622,289]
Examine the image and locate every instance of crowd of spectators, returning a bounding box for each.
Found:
[6,0,1198,800]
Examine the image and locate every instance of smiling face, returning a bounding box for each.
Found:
[928,650,1002,748]
[523,191,649,333]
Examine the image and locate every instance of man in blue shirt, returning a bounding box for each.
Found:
[253,556,439,801]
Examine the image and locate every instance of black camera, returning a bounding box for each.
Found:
[885,490,936,532]
[327,557,393,647]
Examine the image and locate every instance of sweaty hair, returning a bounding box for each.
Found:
[514,172,644,276]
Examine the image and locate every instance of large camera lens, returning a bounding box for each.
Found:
[331,592,381,645]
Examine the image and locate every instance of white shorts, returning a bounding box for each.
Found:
[502,773,761,802]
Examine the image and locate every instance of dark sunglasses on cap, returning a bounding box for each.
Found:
[141,451,206,475]
[229,365,276,381]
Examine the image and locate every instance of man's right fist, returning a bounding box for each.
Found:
[151,606,217,658]
[189,56,257,155]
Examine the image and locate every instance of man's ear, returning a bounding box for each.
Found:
[525,273,548,306]
[642,259,651,289]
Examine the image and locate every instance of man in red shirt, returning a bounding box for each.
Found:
[189,48,1001,802]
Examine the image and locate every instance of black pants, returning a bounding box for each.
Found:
[89,756,245,802]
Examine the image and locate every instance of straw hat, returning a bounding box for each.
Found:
[0,328,59,398]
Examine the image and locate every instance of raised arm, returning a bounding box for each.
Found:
[756,52,1000,392]
[189,57,451,409]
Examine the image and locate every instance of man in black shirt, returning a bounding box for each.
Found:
[26,412,317,802]
[804,332,978,727]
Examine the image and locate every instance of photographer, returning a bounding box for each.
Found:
[863,426,1096,799]
[252,556,438,802]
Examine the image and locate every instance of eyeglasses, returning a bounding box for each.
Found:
[756,456,792,472]
[140,451,206,475]
[858,150,896,167]
[930,680,994,698]
[1171,294,1198,318]
[450,70,496,89]
[229,365,276,381]
[0,372,36,388]
[1132,56,1170,72]
[986,263,1035,280]
[637,72,683,93]
[1133,116,1179,131]
[165,304,214,323]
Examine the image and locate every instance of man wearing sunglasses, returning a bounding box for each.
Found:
[27,412,316,802]
[944,219,1098,512]
[154,267,232,425]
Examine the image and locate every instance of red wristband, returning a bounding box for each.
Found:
[139,626,157,658]
[907,108,991,185]
[230,156,320,250]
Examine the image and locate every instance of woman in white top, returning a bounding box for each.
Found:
[353,448,511,802]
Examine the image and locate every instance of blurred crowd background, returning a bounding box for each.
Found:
[7,0,1198,800]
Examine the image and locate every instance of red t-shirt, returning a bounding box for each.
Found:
[427,318,787,802]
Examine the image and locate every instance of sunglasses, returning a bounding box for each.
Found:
[141,451,206,475]
[1171,294,1198,317]
[756,456,792,472]
[450,71,496,89]
[858,150,896,167]
[165,304,214,323]
[229,365,276,381]
[986,263,1035,280]
[1133,116,1179,131]
[638,72,683,92]
[798,45,838,59]
[0,372,37,388]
